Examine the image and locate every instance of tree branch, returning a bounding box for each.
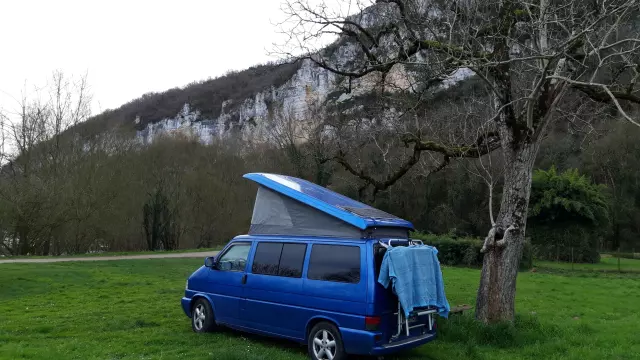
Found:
[550,76,640,127]
[410,131,501,158]
[333,129,500,198]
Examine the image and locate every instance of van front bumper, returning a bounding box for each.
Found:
[181,297,192,317]
[340,327,436,355]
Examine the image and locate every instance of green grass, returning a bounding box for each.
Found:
[2,247,220,259]
[534,256,640,273]
[1,260,639,360]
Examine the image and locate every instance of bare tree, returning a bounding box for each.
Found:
[266,103,308,176]
[48,70,92,166]
[266,99,335,181]
[0,70,93,255]
[0,110,7,166]
[275,0,640,323]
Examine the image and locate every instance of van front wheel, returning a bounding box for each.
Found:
[308,322,346,360]
[191,298,216,333]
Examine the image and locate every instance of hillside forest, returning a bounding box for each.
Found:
[0,68,638,261]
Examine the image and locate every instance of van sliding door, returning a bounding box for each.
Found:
[243,241,308,340]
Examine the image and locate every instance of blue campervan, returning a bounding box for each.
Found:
[181,173,449,360]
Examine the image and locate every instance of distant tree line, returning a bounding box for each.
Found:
[1,70,638,258]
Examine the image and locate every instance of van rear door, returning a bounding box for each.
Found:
[369,242,436,344]
[370,243,397,342]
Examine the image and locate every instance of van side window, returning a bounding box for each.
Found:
[252,242,282,276]
[307,244,360,283]
[252,242,307,278]
[278,243,306,278]
[217,243,251,272]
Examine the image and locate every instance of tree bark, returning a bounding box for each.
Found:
[475,136,539,323]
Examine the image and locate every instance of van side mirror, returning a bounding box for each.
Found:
[204,256,217,269]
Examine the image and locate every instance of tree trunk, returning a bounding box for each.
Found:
[476,139,539,323]
[17,216,31,256]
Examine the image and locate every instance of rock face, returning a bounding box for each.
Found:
[133,1,474,146]
[134,60,473,146]
[135,59,339,145]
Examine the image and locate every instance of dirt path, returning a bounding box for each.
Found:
[0,251,219,264]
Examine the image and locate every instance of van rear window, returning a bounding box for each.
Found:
[307,244,360,283]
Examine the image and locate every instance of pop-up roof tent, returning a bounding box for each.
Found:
[243,173,414,239]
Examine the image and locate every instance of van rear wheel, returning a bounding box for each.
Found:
[308,322,346,360]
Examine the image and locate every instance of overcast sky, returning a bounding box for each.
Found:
[0,0,297,116]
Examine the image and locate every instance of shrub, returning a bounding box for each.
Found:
[602,252,640,260]
[412,233,533,270]
[528,166,609,263]
[530,225,601,263]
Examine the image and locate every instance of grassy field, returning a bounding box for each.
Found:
[535,256,640,273]
[1,258,639,360]
[2,247,220,260]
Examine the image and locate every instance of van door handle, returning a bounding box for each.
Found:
[241,274,247,284]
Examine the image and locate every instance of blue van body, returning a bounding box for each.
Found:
[181,173,439,357]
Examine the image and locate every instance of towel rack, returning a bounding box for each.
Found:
[378,238,424,249]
